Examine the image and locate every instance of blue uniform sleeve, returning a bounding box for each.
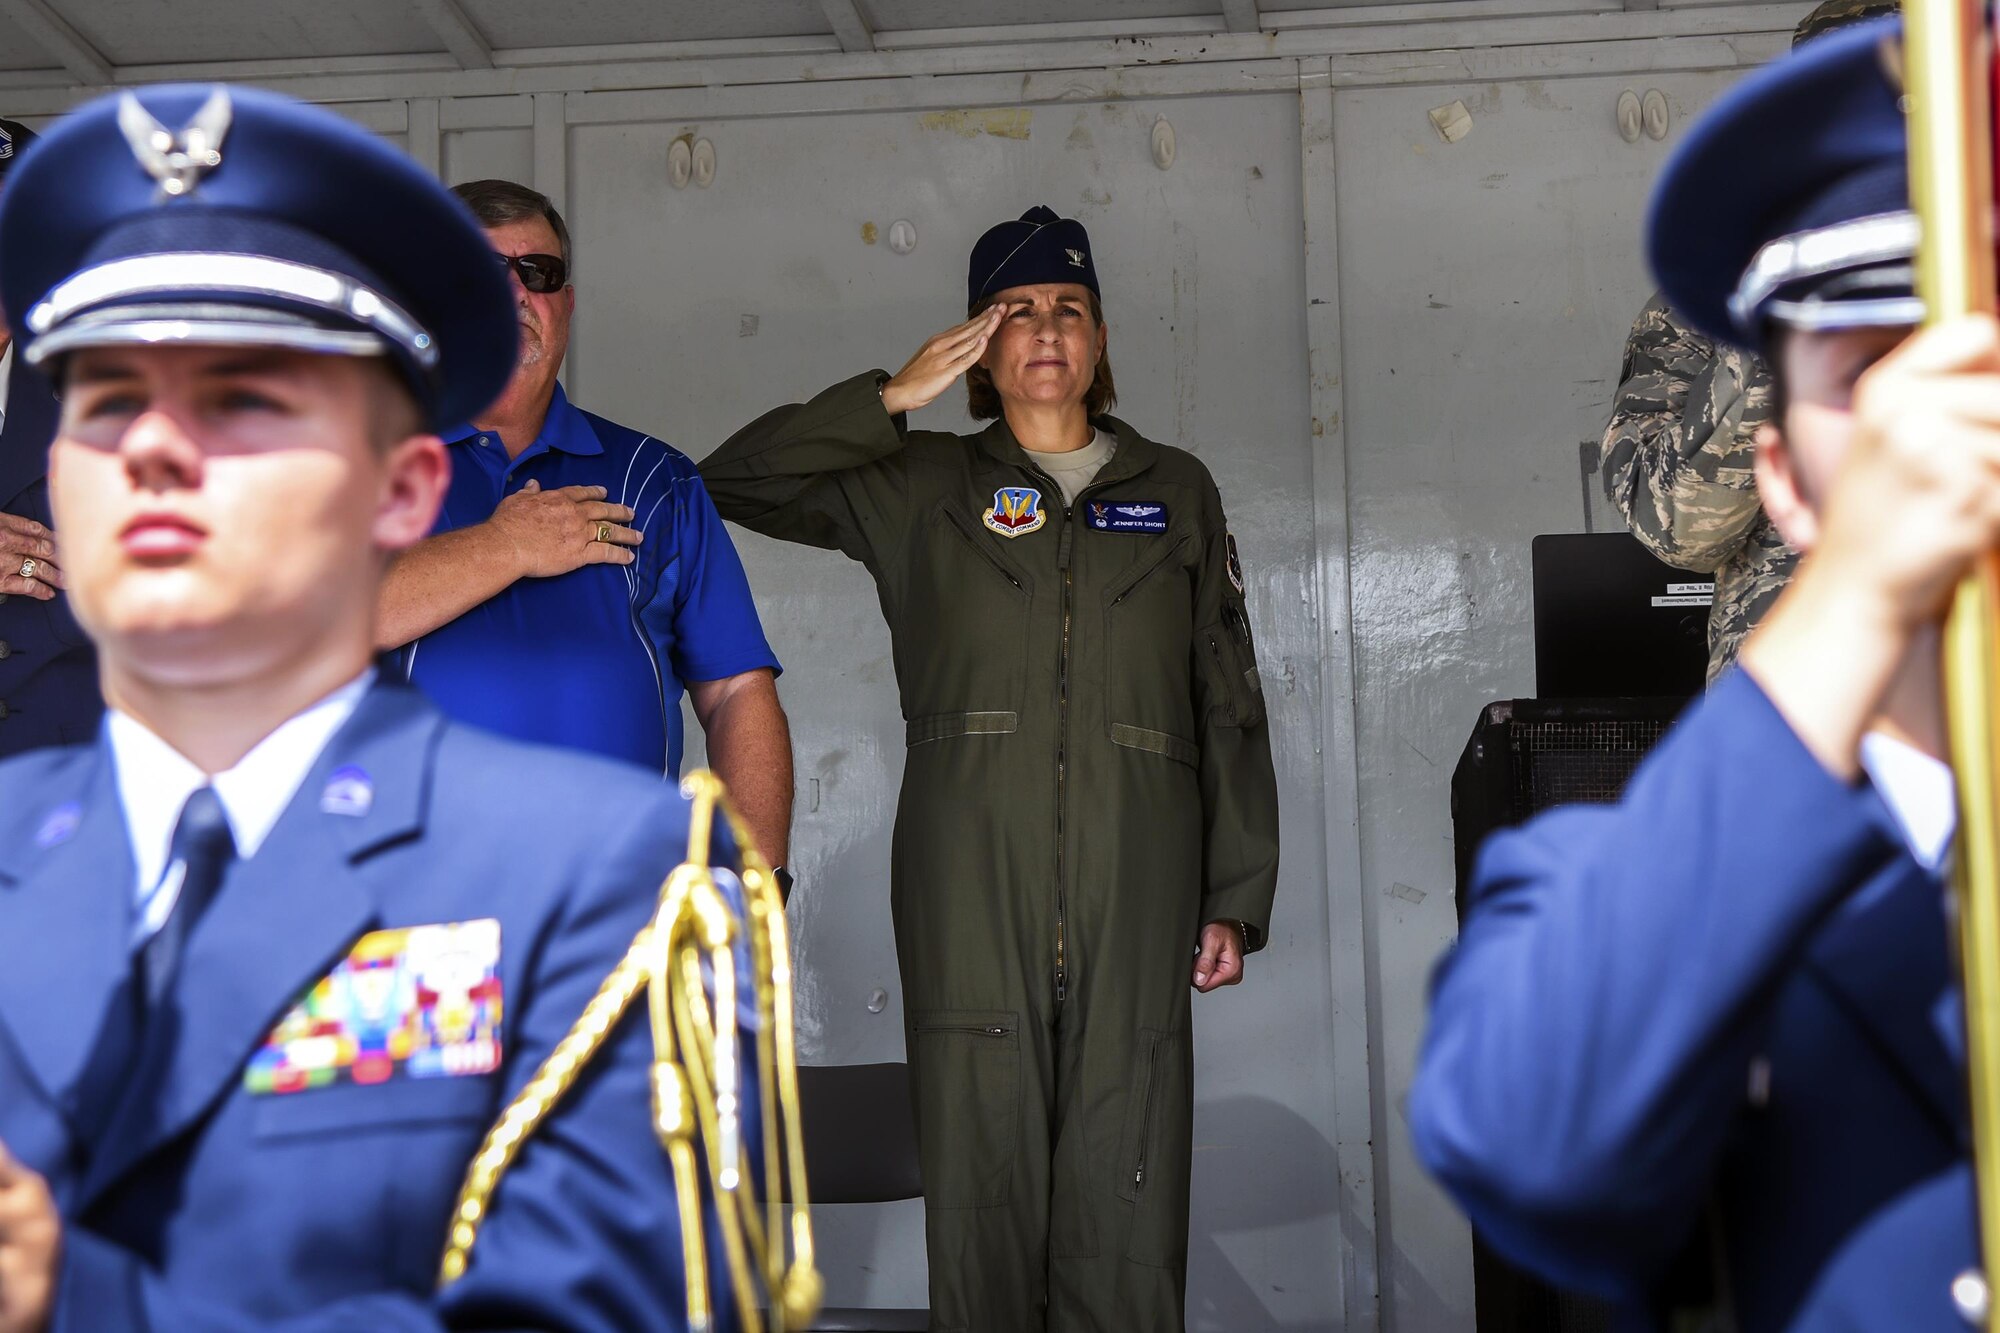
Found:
[1787,1164,1977,1333]
[1408,670,1910,1300]
[51,788,714,1333]
[640,451,782,688]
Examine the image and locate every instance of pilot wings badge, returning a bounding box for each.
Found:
[117,89,232,199]
[1087,499,1169,534]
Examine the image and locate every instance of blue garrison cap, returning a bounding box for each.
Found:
[968,205,1100,308]
[0,84,515,430]
[1647,17,1915,356]
[0,119,36,181]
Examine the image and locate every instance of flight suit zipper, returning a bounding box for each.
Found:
[941,507,1026,592]
[1134,1068,1160,1191]
[1130,1034,1164,1194]
[1035,465,1137,1011]
[1109,534,1190,607]
[1055,503,1074,1004]
[1134,1107,1151,1191]
[916,1022,1015,1038]
[1013,460,1080,1010]
[1053,478,1117,1006]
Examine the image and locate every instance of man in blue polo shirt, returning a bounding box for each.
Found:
[378,178,792,868]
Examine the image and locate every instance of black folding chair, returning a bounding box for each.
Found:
[793,1062,928,1332]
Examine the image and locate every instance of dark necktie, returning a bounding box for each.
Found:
[141,785,236,1014]
[78,787,238,1161]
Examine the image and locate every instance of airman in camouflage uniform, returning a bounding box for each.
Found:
[1599,0,1898,686]
[1792,0,1899,44]
[1600,293,1795,684]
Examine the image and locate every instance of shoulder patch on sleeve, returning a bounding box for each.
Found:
[1226,532,1246,596]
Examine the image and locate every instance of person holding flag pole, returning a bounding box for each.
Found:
[1411,9,2000,1330]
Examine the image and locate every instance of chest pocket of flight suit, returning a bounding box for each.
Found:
[1197,602,1265,731]
[903,504,1033,738]
[1103,533,1196,763]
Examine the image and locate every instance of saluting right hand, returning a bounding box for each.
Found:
[880,306,1010,417]
[490,481,642,579]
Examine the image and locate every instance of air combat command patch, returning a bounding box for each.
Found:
[984,486,1047,538]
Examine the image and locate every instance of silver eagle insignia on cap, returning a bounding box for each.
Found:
[0,127,12,162]
[117,89,231,199]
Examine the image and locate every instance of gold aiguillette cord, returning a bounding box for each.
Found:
[437,772,822,1333]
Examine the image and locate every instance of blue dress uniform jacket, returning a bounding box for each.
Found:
[0,352,99,754]
[1790,1164,1977,1331]
[1410,671,1964,1331]
[0,680,704,1331]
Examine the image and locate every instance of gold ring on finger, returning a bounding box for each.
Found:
[595,522,611,543]
[18,558,36,581]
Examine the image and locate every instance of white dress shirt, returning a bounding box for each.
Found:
[0,340,14,437]
[109,669,374,943]
[1859,729,1956,874]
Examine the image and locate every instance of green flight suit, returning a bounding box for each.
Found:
[700,373,1281,1332]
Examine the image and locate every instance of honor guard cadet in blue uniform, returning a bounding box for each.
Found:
[0,85,720,1331]
[0,117,102,756]
[1412,20,1988,1332]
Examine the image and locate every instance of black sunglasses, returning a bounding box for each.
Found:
[495,252,568,294]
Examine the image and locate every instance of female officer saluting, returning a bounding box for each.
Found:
[701,205,1280,1331]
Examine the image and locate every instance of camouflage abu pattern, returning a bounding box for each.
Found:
[1600,293,1799,684]
[1793,0,1899,47]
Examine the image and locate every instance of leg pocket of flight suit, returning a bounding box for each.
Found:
[910,1009,1021,1209]
[1116,1027,1192,1267]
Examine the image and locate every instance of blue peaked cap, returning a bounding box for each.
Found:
[1647,17,1916,355]
[968,205,1100,308]
[0,84,515,430]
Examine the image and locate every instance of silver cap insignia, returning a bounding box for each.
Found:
[117,89,232,199]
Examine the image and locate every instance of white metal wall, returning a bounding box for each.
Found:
[554,64,1747,1327]
[454,57,1759,1333]
[1329,68,1745,1327]
[12,15,1798,1326]
[564,95,1345,1327]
